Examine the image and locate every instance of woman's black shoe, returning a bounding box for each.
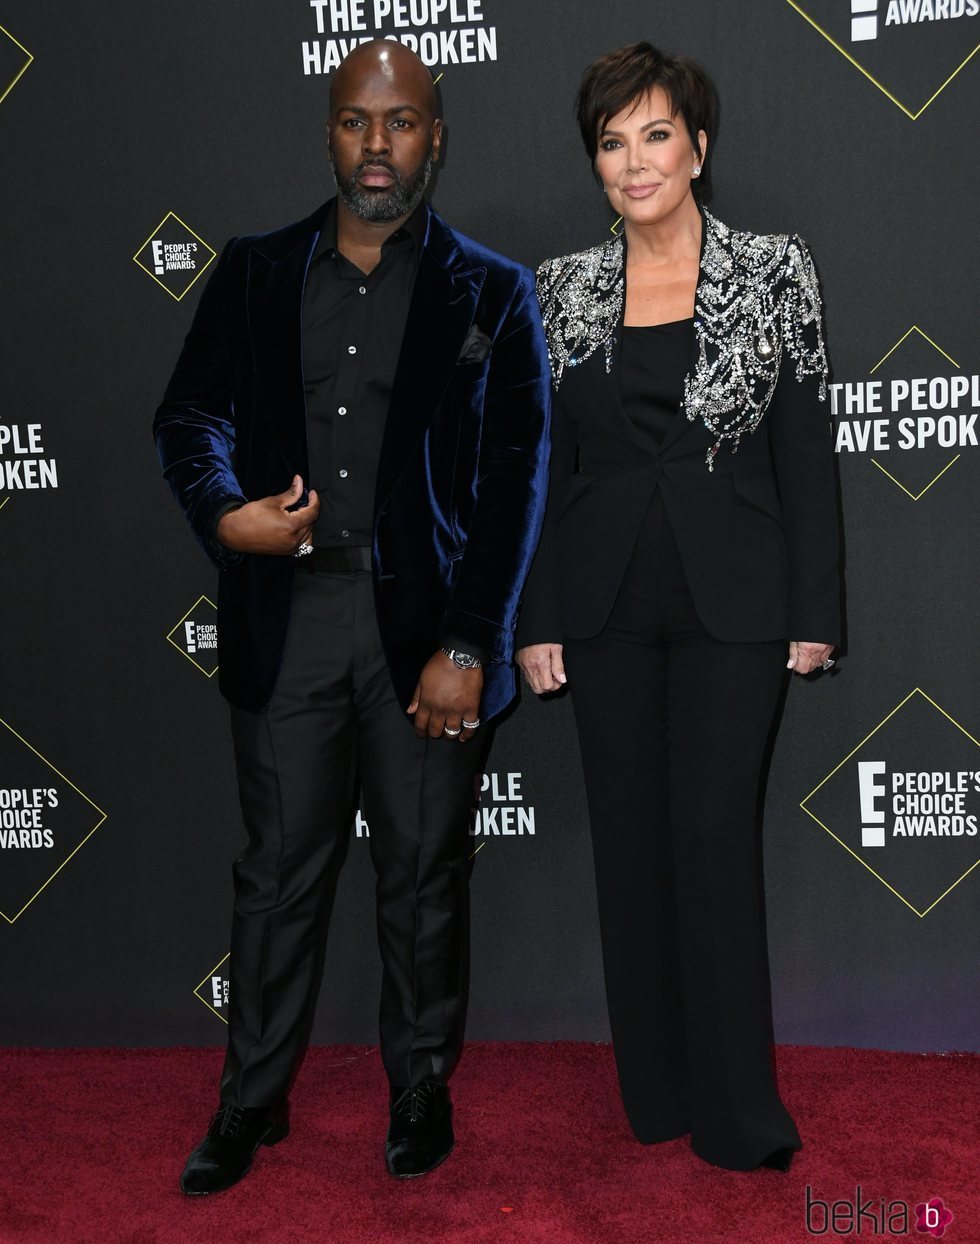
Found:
[180,1102,289,1196]
[759,1146,794,1172]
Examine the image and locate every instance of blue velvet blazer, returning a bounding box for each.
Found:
[153,201,551,716]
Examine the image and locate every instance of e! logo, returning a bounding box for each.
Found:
[858,761,886,847]
[166,597,218,677]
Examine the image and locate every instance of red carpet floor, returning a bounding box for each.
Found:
[0,1043,976,1243]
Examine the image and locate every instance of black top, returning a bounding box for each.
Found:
[619,318,693,451]
[302,197,427,547]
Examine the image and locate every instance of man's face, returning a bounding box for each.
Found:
[328,55,442,223]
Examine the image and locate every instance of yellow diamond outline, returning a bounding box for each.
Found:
[868,324,959,373]
[0,716,108,924]
[132,211,217,303]
[863,324,964,500]
[166,594,219,678]
[0,24,33,107]
[0,497,9,513]
[785,1,979,120]
[800,687,980,917]
[193,952,230,1024]
[870,453,960,500]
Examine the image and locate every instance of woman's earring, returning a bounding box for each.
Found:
[692,164,702,178]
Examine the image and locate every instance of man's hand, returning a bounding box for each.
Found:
[787,640,835,676]
[408,652,483,741]
[216,475,320,555]
[516,643,566,694]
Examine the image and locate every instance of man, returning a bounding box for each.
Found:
[154,41,550,1193]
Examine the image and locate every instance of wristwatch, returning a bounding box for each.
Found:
[441,647,483,671]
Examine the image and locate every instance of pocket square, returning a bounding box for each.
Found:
[456,325,492,364]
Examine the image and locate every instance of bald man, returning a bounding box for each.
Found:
[155,41,550,1192]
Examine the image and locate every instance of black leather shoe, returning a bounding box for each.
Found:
[385,1080,454,1178]
[180,1102,289,1196]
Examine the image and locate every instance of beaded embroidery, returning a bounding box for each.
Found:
[536,210,828,469]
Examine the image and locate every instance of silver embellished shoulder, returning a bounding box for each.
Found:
[536,210,829,469]
[536,237,624,383]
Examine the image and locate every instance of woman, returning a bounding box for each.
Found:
[517,42,841,1172]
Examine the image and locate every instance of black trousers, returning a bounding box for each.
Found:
[563,494,800,1170]
[220,568,487,1107]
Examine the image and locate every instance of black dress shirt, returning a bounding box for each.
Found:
[303,197,426,547]
[302,200,486,662]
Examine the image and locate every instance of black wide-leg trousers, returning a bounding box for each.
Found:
[220,568,487,1108]
[562,494,800,1170]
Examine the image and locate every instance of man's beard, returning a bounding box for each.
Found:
[332,147,433,222]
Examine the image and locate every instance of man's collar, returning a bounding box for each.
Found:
[313,196,428,262]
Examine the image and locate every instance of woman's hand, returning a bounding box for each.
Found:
[787,641,834,676]
[517,643,567,694]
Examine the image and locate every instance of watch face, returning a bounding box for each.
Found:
[444,648,481,669]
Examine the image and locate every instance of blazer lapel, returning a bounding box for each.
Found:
[375,208,486,506]
[246,209,324,478]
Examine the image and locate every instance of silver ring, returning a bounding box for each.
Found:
[821,658,835,670]
[294,542,314,558]
[462,718,480,730]
[443,726,461,737]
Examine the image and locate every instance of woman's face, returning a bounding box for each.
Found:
[594,86,706,227]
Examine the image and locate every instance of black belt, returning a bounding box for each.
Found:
[296,545,373,573]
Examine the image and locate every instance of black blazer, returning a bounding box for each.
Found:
[518,210,842,649]
[154,202,551,716]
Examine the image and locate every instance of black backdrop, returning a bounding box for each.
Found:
[1,2,977,1053]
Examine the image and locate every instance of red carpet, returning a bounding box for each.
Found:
[0,1043,976,1243]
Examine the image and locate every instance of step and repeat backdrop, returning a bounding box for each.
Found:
[1,2,976,1052]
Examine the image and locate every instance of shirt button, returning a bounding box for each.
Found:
[358,286,367,295]
[347,345,357,355]
[338,406,347,416]
[341,529,350,538]
[338,469,348,479]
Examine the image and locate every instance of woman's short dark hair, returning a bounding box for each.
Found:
[576,42,720,200]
